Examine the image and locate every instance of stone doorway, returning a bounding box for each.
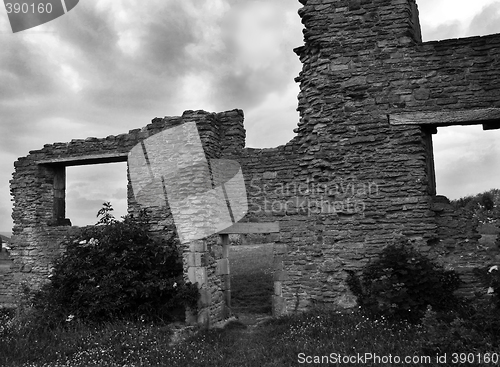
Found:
[229,236,275,326]
[217,222,280,324]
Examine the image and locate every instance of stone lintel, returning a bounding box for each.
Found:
[389,108,500,127]
[37,153,129,166]
[218,222,280,234]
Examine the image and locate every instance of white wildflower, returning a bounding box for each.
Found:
[488,287,495,294]
[489,265,498,273]
[66,314,75,322]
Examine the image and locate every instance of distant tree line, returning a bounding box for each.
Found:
[451,189,500,225]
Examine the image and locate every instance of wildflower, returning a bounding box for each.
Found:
[66,314,75,322]
[488,287,495,294]
[173,282,177,288]
[78,240,87,245]
[489,265,498,273]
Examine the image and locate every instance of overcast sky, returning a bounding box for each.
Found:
[0,0,499,233]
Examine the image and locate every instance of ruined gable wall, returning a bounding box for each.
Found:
[5,110,244,319]
[231,0,500,313]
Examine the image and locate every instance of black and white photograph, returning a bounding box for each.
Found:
[1,0,500,366]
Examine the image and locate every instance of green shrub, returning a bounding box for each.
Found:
[418,298,500,354]
[346,240,462,323]
[419,307,486,354]
[30,203,198,325]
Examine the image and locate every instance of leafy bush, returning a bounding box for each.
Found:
[30,203,198,325]
[346,241,462,323]
[418,297,500,354]
[419,307,486,354]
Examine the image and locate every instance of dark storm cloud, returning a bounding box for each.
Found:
[0,0,205,163]
[137,3,197,74]
[157,0,302,113]
[50,2,197,111]
[0,31,64,154]
[214,71,289,111]
[0,38,59,99]
[55,5,119,70]
[468,2,500,36]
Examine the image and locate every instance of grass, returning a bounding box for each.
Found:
[0,317,176,367]
[1,308,443,367]
[230,243,274,315]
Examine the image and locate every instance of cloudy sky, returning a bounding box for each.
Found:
[0,0,499,233]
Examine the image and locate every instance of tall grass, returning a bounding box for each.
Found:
[2,308,438,367]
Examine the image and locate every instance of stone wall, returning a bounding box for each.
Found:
[5,0,500,322]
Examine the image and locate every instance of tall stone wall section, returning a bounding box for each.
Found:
[5,0,500,320]
[233,0,500,313]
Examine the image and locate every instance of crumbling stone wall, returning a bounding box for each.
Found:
[7,110,246,326]
[5,0,500,322]
[224,0,500,313]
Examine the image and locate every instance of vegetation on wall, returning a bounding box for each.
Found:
[346,240,462,323]
[26,203,198,326]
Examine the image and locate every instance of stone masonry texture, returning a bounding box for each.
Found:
[4,0,500,325]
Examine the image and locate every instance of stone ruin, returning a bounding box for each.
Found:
[2,0,500,326]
